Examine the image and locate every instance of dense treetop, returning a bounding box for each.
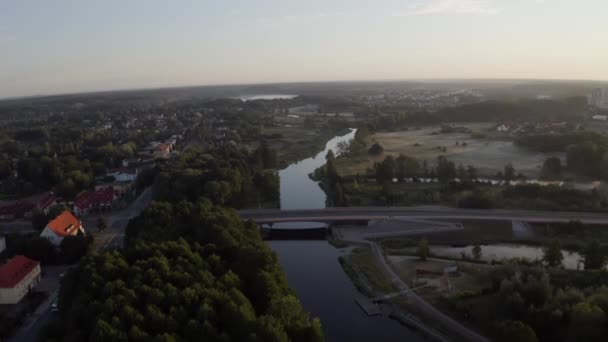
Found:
[44,201,323,342]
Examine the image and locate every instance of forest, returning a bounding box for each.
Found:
[40,200,323,342]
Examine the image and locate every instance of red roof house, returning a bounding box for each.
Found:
[40,211,84,246]
[0,255,41,304]
[73,187,115,216]
[0,201,34,220]
[37,192,58,214]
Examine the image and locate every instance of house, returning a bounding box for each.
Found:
[37,192,57,215]
[0,201,34,220]
[0,255,41,304]
[107,168,138,182]
[95,182,132,196]
[496,124,510,132]
[121,157,141,168]
[40,211,84,246]
[154,143,172,158]
[0,235,5,254]
[73,188,115,216]
[592,115,608,121]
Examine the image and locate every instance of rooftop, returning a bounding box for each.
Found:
[0,255,39,288]
[47,211,81,237]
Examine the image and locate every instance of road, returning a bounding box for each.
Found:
[240,206,608,224]
[9,187,154,342]
[336,222,489,341]
[369,241,489,342]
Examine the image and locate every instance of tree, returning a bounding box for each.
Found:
[504,163,515,182]
[540,157,562,180]
[375,156,395,183]
[436,156,456,184]
[582,239,607,270]
[31,208,49,231]
[542,239,564,267]
[97,216,107,232]
[418,238,429,261]
[466,165,477,181]
[496,320,538,342]
[60,235,89,264]
[368,142,384,156]
[472,244,482,260]
[394,154,419,180]
[568,301,607,342]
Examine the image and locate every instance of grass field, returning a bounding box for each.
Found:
[335,124,562,178]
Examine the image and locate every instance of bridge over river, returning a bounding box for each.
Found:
[240,206,608,225]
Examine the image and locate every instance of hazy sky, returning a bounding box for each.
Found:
[1,0,607,98]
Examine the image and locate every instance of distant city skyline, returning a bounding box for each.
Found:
[2,0,608,98]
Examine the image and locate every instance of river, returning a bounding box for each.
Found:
[268,241,420,342]
[271,130,421,341]
[279,128,356,210]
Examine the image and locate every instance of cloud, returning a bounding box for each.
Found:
[395,0,500,16]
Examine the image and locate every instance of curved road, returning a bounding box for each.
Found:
[240,206,608,224]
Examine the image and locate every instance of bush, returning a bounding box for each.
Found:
[368,142,384,155]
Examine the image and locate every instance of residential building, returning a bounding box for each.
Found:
[0,235,5,254]
[121,157,141,168]
[95,182,132,196]
[37,192,58,215]
[590,88,608,109]
[40,211,84,246]
[0,201,34,220]
[107,168,138,182]
[0,255,41,304]
[154,143,172,158]
[73,188,116,216]
[592,115,608,121]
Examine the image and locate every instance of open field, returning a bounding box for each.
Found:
[262,126,349,166]
[336,124,564,177]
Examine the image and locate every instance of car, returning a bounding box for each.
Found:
[51,301,59,312]
[58,272,65,279]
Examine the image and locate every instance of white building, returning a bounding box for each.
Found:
[590,88,608,109]
[593,115,608,121]
[40,211,85,246]
[496,124,510,132]
[107,168,138,182]
[0,255,41,304]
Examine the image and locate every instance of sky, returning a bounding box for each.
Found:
[1,0,607,98]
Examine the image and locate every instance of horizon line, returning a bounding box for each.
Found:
[2,76,608,102]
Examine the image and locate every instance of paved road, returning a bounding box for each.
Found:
[240,206,608,224]
[9,187,154,342]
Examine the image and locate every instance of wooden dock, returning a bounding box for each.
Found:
[354,293,382,316]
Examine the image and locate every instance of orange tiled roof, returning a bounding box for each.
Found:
[46,211,81,237]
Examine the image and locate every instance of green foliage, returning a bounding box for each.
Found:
[368,142,384,156]
[542,240,564,268]
[472,244,482,260]
[568,301,607,342]
[540,157,562,180]
[436,156,456,184]
[581,239,608,270]
[49,202,323,342]
[495,320,538,342]
[154,146,279,208]
[458,189,495,209]
[417,238,429,261]
[59,234,90,264]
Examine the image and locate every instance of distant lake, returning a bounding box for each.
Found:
[238,94,298,101]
